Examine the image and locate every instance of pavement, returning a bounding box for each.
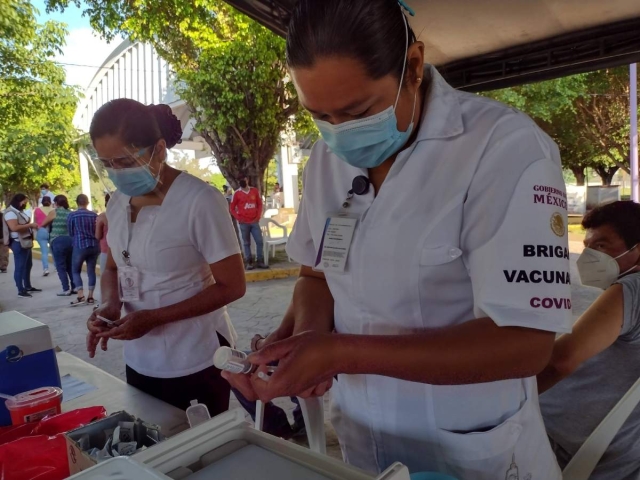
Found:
[0,237,599,458]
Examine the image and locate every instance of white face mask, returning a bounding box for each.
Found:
[577,244,639,289]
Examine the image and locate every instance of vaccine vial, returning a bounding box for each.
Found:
[213,346,254,374]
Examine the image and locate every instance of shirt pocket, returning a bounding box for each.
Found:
[420,244,463,266]
[436,393,532,480]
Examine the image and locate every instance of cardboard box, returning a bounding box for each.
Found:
[65,411,164,475]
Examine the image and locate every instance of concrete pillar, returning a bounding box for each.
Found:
[280,141,300,212]
[79,149,93,210]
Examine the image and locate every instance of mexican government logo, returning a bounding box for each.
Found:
[550,212,565,237]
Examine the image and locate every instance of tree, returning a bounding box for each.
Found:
[169,152,214,183]
[485,68,637,185]
[47,0,315,194]
[0,0,80,205]
[572,68,632,175]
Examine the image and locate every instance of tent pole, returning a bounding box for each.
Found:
[631,63,638,202]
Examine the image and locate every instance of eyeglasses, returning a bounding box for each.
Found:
[94,146,152,169]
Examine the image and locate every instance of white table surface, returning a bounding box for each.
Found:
[57,352,189,437]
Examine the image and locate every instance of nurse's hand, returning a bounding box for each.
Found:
[87,301,122,334]
[248,331,338,403]
[96,310,157,341]
[86,332,109,358]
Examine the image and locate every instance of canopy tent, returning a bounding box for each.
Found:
[220,0,640,91]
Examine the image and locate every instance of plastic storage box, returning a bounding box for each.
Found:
[70,409,410,480]
[0,312,61,426]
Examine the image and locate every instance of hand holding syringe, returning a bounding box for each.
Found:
[97,315,117,328]
[213,346,276,380]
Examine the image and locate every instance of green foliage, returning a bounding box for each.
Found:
[0,0,80,204]
[484,67,636,184]
[47,0,314,194]
[210,173,227,191]
[169,152,214,183]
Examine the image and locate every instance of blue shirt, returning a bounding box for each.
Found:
[67,209,98,249]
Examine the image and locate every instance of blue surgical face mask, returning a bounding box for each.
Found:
[314,12,417,169]
[106,147,161,197]
[40,189,47,196]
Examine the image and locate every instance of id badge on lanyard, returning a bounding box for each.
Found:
[118,205,141,302]
[314,212,359,274]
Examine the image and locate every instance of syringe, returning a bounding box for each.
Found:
[213,346,277,377]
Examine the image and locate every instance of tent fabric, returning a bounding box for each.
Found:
[222,0,640,91]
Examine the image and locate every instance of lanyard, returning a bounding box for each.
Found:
[122,204,133,266]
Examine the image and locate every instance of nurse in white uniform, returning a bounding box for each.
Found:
[86,99,246,418]
[226,1,572,478]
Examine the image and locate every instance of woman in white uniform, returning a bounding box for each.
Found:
[226,1,573,478]
[86,99,246,416]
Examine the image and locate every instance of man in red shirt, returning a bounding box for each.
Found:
[230,176,268,270]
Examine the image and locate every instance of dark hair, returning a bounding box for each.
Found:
[40,183,49,189]
[76,194,89,206]
[223,185,229,191]
[286,0,416,81]
[54,194,69,210]
[9,193,27,210]
[582,201,640,249]
[89,99,183,149]
[105,193,111,206]
[41,197,52,207]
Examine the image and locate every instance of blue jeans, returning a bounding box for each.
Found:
[36,228,50,270]
[51,236,75,292]
[239,222,264,263]
[72,245,101,290]
[9,241,32,293]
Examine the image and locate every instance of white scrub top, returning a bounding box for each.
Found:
[287,66,572,480]
[107,173,241,379]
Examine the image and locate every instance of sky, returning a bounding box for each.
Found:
[31,0,119,91]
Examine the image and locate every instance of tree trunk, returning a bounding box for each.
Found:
[594,166,619,186]
[570,167,586,186]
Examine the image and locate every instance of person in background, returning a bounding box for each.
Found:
[273,182,284,208]
[539,201,640,479]
[34,196,53,276]
[2,194,41,298]
[230,175,268,270]
[38,183,55,206]
[42,195,76,296]
[0,212,8,273]
[86,98,245,416]
[67,194,100,306]
[95,193,110,277]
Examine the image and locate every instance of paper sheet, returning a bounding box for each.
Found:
[61,374,97,402]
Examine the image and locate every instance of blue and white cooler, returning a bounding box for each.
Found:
[0,311,61,426]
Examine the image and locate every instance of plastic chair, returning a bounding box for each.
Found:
[255,396,326,454]
[259,218,290,266]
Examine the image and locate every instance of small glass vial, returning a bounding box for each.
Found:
[213,346,255,374]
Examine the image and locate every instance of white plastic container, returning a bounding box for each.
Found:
[68,456,169,479]
[132,409,410,480]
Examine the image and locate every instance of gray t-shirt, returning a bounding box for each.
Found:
[540,272,640,480]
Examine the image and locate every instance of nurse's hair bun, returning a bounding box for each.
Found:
[90,98,183,150]
[148,104,183,149]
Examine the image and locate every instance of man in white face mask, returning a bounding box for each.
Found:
[538,201,640,480]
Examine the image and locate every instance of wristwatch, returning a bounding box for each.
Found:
[251,334,266,352]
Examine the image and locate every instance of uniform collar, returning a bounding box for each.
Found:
[414,65,464,142]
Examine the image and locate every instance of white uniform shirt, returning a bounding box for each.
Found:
[107,173,241,378]
[287,66,571,480]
